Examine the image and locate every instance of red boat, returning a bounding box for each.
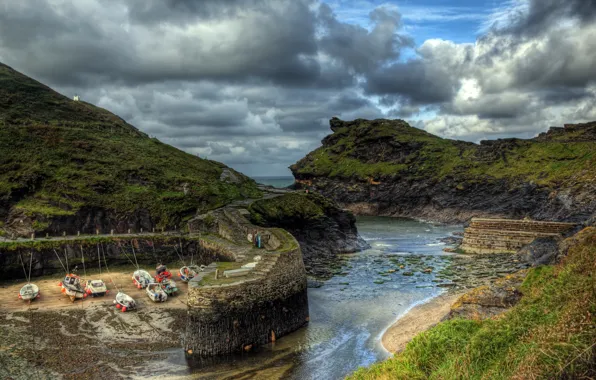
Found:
[155,264,172,283]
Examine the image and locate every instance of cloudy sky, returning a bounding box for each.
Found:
[1,0,595,176]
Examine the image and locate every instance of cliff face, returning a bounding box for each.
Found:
[247,193,369,278]
[0,63,261,238]
[291,118,596,223]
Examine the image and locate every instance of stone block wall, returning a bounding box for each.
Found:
[184,213,308,356]
[461,218,576,254]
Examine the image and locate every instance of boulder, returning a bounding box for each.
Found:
[519,236,560,266]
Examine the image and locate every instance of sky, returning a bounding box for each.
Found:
[1,0,595,177]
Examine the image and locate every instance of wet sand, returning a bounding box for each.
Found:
[382,292,463,353]
[0,268,189,379]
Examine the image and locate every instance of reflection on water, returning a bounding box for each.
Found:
[141,217,463,380]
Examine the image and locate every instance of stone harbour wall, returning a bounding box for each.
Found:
[461,218,577,254]
[184,222,309,356]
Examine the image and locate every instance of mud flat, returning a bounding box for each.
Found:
[0,268,188,379]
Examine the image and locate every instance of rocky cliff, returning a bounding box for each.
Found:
[291,118,596,224]
[0,62,261,238]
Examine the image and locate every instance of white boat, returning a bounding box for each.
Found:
[146,283,167,303]
[60,274,87,302]
[179,265,200,282]
[113,291,136,312]
[19,283,40,302]
[85,279,108,297]
[132,269,153,289]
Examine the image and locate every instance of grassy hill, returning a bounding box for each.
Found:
[291,118,596,223]
[292,118,595,186]
[0,63,261,237]
[350,227,596,379]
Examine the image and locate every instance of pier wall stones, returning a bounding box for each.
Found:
[461,218,577,254]
[184,212,309,356]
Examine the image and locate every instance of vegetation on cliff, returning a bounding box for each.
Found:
[292,118,595,185]
[351,227,596,379]
[0,63,261,236]
[247,193,334,226]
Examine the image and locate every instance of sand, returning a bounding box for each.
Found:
[382,292,463,353]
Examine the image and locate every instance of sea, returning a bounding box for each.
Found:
[252,176,295,188]
[145,216,463,379]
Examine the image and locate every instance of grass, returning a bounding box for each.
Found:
[0,62,262,235]
[291,118,595,186]
[248,193,330,225]
[350,227,596,380]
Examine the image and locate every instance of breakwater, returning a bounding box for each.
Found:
[184,208,309,356]
[461,218,577,253]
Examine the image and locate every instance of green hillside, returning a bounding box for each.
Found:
[292,118,595,186]
[0,63,261,236]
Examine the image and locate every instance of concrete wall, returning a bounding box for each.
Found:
[461,218,576,254]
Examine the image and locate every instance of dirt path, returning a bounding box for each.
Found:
[0,267,189,313]
[382,292,463,353]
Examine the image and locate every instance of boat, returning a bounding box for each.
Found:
[160,278,179,296]
[146,283,168,302]
[132,269,153,289]
[18,283,40,303]
[59,273,87,302]
[155,264,172,283]
[85,279,108,297]
[113,291,136,312]
[179,265,201,282]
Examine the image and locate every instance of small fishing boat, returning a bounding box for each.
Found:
[85,279,108,297]
[60,273,87,302]
[179,265,201,282]
[155,264,172,283]
[113,291,136,312]
[160,278,179,296]
[18,253,39,303]
[146,283,167,302]
[18,283,40,303]
[132,269,153,289]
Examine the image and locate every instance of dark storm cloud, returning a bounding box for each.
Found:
[318,4,413,74]
[365,60,457,104]
[0,0,325,88]
[504,0,596,36]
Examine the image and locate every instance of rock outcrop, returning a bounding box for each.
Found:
[291,118,596,224]
[448,270,526,320]
[246,192,369,278]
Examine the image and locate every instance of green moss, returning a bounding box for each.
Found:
[350,228,596,379]
[31,220,50,231]
[248,193,327,223]
[15,198,76,217]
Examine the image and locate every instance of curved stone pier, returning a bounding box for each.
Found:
[184,209,309,356]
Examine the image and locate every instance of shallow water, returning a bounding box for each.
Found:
[252,176,295,188]
[141,217,463,379]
